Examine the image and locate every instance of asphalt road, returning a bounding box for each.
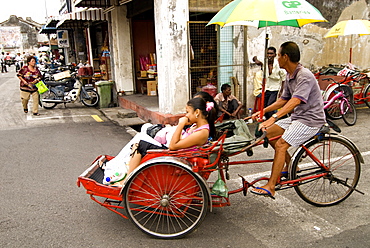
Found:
[0,68,369,247]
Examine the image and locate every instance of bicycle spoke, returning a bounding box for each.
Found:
[292,136,360,206]
[124,162,208,238]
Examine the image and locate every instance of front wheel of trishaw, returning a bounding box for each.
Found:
[123,160,209,239]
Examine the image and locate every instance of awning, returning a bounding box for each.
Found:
[56,9,108,28]
[39,25,57,34]
[45,17,60,28]
[74,0,112,8]
[74,0,132,8]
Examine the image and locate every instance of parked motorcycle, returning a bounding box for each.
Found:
[40,70,100,109]
[40,63,73,82]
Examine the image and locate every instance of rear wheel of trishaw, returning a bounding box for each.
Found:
[290,136,361,207]
[123,161,209,239]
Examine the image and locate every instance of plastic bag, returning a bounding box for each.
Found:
[211,171,228,197]
[102,126,164,185]
[35,80,48,94]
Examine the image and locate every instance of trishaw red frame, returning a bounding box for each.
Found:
[77,123,363,239]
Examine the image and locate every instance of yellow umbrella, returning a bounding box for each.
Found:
[324,19,370,63]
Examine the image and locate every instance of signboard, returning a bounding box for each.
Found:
[57,30,69,48]
[0,26,21,49]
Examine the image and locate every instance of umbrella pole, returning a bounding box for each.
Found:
[259,33,269,120]
[349,34,353,63]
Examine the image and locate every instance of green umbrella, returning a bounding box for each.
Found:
[208,0,327,117]
[208,0,327,28]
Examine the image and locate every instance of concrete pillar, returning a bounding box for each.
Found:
[154,0,189,115]
[110,5,134,93]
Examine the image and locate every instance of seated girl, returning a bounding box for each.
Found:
[110,97,216,187]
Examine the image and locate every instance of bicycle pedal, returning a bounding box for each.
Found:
[238,174,248,196]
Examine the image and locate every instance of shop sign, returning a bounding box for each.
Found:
[57,30,69,48]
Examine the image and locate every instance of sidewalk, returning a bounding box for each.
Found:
[99,94,183,128]
[117,94,185,125]
[100,93,185,126]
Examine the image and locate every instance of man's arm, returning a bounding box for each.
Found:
[274,97,300,118]
[263,97,288,113]
[259,97,301,129]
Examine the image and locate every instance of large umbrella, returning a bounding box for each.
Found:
[324,19,370,63]
[208,0,327,118]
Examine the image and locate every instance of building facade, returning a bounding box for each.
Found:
[0,15,47,53]
[51,0,370,120]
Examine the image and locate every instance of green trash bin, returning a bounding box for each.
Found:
[95,81,113,108]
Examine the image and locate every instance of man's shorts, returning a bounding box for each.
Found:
[275,117,321,147]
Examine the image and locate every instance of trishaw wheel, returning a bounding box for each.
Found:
[290,136,361,207]
[123,161,209,239]
[364,83,370,108]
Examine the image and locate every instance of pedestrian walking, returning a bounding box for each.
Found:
[17,56,42,116]
[1,52,8,73]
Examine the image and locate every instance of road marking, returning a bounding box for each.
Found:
[27,114,95,121]
[91,115,104,122]
[231,150,370,183]
[356,106,368,110]
[226,151,370,242]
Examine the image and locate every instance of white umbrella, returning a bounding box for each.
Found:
[38,46,50,52]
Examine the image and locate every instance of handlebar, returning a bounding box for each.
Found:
[321,71,366,85]
[240,127,267,153]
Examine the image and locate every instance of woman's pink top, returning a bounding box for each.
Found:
[182,124,210,142]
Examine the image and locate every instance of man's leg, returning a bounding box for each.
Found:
[227,99,239,118]
[251,124,290,196]
[266,124,291,172]
[264,91,278,119]
[264,138,291,192]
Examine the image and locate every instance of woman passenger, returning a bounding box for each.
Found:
[114,97,216,186]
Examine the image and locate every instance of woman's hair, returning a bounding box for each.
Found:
[187,97,216,139]
[193,91,213,102]
[26,56,36,64]
[193,91,219,113]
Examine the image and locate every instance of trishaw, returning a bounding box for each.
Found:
[77,120,363,239]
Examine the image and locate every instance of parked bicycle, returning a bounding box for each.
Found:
[322,78,357,126]
[323,72,370,110]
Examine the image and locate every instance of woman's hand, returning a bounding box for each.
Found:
[178,116,190,126]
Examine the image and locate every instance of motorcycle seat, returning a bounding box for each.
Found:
[44,78,70,86]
